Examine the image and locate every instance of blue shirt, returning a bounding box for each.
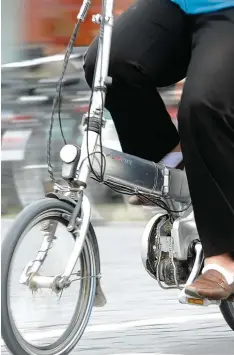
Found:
[170,0,234,14]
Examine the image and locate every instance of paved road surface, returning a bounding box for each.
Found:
[1,220,233,355]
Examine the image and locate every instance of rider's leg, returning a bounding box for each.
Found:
[178,8,234,299]
[84,0,190,164]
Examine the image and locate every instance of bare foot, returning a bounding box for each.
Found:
[205,253,234,274]
[171,143,181,152]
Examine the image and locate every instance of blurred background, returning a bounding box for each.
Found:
[1,0,183,221]
[2,3,234,355]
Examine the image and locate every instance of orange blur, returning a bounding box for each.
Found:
[24,0,134,53]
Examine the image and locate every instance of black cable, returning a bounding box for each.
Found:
[85,87,104,183]
[98,2,106,182]
[47,0,107,184]
[58,92,67,145]
[85,0,107,183]
[82,1,190,215]
[90,172,191,215]
[47,19,82,182]
[47,6,190,218]
[79,150,107,181]
[99,92,105,181]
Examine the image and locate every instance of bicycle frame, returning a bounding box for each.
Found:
[19,0,115,293]
[19,0,220,308]
[58,0,192,285]
[74,1,189,211]
[77,0,115,185]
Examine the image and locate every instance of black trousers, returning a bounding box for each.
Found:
[84,0,234,257]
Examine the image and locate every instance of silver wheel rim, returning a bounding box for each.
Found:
[6,208,96,355]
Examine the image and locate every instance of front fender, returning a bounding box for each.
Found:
[46,192,106,307]
[46,192,78,209]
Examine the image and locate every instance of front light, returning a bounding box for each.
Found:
[60,144,78,164]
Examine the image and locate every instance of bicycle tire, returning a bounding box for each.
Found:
[220,300,234,331]
[1,197,98,355]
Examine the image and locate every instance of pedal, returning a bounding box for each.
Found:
[178,288,220,307]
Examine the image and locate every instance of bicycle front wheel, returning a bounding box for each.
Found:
[1,198,98,355]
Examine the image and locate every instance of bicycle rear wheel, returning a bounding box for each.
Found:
[220,300,234,331]
[1,198,98,355]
